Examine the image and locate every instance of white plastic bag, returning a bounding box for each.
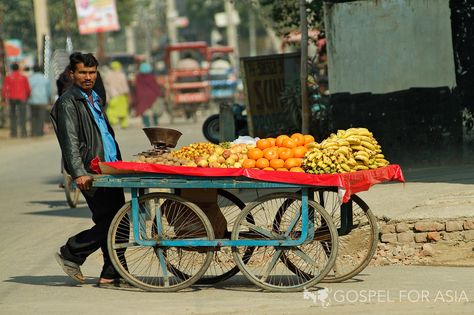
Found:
[232,136,259,146]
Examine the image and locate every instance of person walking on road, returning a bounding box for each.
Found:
[1,63,31,138]
[50,52,128,288]
[28,65,51,137]
[133,61,164,127]
[103,61,130,129]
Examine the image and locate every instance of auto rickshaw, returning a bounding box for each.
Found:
[164,42,210,123]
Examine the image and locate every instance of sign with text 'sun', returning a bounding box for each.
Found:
[75,0,120,35]
[240,52,301,138]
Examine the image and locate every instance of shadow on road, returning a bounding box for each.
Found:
[402,163,474,184]
[4,275,83,287]
[25,201,89,218]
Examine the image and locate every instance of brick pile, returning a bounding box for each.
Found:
[371,218,474,266]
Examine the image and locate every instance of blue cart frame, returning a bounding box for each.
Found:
[93,173,341,292]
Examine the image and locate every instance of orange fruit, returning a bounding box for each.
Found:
[263,147,279,160]
[278,147,294,160]
[247,148,263,160]
[292,146,308,158]
[284,157,302,169]
[282,138,297,149]
[275,135,290,147]
[263,167,275,171]
[269,158,285,169]
[290,166,305,172]
[256,158,270,169]
[290,133,305,146]
[256,139,272,150]
[267,137,276,147]
[276,168,289,171]
[304,134,315,144]
[242,159,256,169]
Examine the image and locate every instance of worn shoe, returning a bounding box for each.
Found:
[54,252,85,284]
[97,278,133,289]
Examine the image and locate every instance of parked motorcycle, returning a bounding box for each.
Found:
[202,103,248,144]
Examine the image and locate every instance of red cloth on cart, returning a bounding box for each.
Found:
[94,160,405,203]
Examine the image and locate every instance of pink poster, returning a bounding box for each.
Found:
[75,0,120,35]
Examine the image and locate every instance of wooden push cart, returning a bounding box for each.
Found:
[93,163,404,292]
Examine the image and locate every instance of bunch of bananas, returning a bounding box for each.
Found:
[171,142,217,161]
[302,128,389,174]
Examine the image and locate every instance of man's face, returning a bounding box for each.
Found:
[71,63,97,92]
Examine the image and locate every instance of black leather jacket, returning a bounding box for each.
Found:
[50,84,121,179]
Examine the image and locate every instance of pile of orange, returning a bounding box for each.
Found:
[243,133,315,172]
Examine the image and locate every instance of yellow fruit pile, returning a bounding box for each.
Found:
[171,142,217,161]
[302,128,389,174]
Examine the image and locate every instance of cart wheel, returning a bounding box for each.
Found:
[63,172,80,208]
[314,188,378,282]
[231,193,338,292]
[107,193,214,292]
[196,189,254,284]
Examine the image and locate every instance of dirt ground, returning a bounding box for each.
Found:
[425,241,474,266]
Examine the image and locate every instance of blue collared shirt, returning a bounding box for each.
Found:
[80,90,118,162]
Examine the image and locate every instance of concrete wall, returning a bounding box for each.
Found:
[324,0,456,94]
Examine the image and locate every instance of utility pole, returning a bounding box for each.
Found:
[225,0,239,71]
[300,0,309,133]
[33,0,50,66]
[166,0,178,65]
[248,10,257,56]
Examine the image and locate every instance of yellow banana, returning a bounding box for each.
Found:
[340,163,351,172]
[306,142,320,149]
[347,158,357,166]
[355,155,370,165]
[355,150,370,158]
[360,140,376,151]
[346,137,361,145]
[358,135,374,143]
[357,128,373,137]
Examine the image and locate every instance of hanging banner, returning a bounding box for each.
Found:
[75,0,120,35]
[5,39,23,62]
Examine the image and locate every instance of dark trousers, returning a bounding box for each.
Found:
[30,105,47,136]
[0,105,5,128]
[9,99,27,137]
[60,187,126,279]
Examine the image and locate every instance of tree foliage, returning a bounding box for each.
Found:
[0,0,136,54]
[0,1,36,51]
[258,0,325,35]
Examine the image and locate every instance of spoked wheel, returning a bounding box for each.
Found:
[231,193,338,292]
[314,188,378,282]
[63,172,80,208]
[107,193,214,292]
[196,189,254,284]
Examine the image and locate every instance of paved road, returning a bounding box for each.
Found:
[0,114,473,314]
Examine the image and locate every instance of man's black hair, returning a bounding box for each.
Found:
[11,63,19,71]
[69,52,99,72]
[33,64,42,72]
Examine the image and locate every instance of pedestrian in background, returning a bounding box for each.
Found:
[103,61,130,129]
[50,52,128,288]
[28,65,51,137]
[133,62,164,127]
[1,63,31,138]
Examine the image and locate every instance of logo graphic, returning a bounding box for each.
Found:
[303,287,330,308]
